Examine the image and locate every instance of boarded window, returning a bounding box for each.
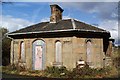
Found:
[86,40,92,65]
[55,41,62,62]
[21,42,25,62]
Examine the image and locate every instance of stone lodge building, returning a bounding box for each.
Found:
[8,4,113,70]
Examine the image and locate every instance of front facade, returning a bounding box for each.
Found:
[8,4,113,70]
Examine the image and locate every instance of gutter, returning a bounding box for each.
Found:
[7,29,110,36]
[5,32,14,40]
[8,29,74,36]
[78,29,110,33]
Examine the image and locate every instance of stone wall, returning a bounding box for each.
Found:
[11,37,105,70]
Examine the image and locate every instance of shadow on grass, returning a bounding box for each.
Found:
[1,72,120,80]
[2,72,47,79]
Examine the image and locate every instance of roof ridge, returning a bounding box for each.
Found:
[71,18,76,30]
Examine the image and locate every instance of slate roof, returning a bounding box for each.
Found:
[8,19,109,35]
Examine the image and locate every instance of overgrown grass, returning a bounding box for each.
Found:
[2,64,119,78]
[2,65,45,77]
[44,66,69,78]
[43,65,114,78]
[2,65,19,74]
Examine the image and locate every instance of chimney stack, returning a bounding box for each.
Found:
[50,4,64,23]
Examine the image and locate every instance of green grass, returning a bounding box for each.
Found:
[2,65,119,78]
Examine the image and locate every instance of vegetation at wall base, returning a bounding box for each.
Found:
[44,66,69,78]
[2,63,119,78]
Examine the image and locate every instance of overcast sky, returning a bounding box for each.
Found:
[1,0,119,45]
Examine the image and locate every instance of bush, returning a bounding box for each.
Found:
[68,65,93,78]
[44,65,112,78]
[45,66,69,78]
[113,57,120,68]
[4,64,27,72]
[67,64,111,78]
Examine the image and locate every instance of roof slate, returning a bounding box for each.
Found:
[9,19,108,35]
[75,20,106,32]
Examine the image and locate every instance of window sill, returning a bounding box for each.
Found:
[53,62,63,67]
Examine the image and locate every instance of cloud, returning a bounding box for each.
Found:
[40,17,50,22]
[60,2,118,20]
[1,15,34,32]
[63,15,71,19]
[98,19,118,44]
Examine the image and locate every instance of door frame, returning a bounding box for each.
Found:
[32,39,45,70]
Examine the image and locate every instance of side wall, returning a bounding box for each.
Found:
[71,37,105,68]
[11,37,105,70]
